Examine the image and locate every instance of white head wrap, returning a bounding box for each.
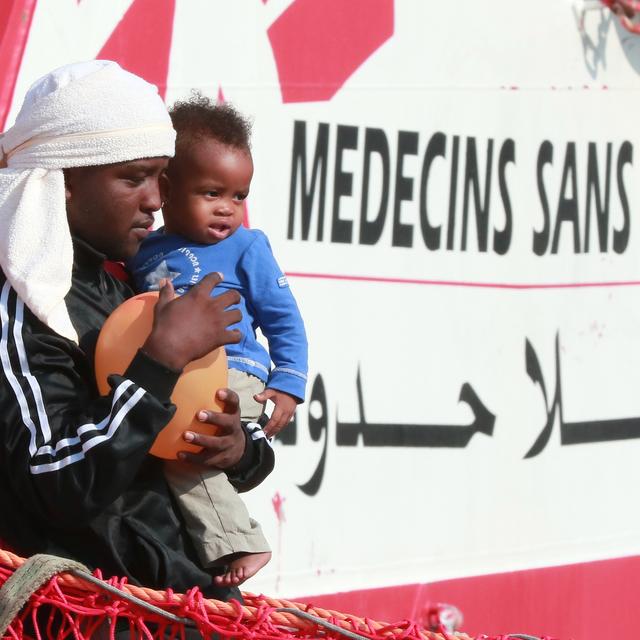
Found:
[0,60,175,342]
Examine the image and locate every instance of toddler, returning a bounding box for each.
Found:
[128,93,308,585]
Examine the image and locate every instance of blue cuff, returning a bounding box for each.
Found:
[266,367,307,403]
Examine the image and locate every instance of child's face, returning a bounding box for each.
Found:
[163,137,253,244]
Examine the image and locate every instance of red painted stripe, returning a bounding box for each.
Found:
[97,0,175,101]
[285,271,640,290]
[294,556,640,640]
[268,0,393,103]
[0,0,37,131]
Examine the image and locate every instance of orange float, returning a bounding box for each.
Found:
[94,292,228,459]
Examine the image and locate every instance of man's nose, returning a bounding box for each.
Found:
[141,179,162,212]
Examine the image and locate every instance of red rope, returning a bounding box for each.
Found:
[0,556,454,640]
[0,550,558,640]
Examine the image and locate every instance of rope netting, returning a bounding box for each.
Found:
[601,0,640,33]
[0,548,550,640]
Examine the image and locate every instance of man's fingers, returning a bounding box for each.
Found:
[207,327,242,349]
[156,278,175,309]
[176,387,244,468]
[178,433,237,467]
[183,429,228,452]
[223,308,242,327]
[216,388,240,416]
[190,272,241,306]
[186,389,240,437]
[178,430,230,464]
[190,271,224,297]
[215,289,242,308]
[193,411,234,435]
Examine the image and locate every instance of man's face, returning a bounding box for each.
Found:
[65,157,169,261]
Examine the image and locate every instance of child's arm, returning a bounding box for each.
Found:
[254,388,298,437]
[240,231,308,433]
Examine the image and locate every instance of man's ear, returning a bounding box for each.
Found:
[63,168,73,202]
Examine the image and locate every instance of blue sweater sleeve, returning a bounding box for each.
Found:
[239,232,308,401]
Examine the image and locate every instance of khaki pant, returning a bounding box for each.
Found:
[165,370,270,567]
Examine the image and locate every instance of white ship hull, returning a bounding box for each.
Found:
[2,1,639,637]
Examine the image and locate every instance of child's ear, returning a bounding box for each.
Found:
[159,172,170,204]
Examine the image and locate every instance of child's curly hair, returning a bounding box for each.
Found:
[169,90,252,156]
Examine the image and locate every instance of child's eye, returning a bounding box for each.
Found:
[234,193,248,201]
[124,175,146,185]
[206,190,219,197]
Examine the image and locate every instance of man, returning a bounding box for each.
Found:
[0,60,273,605]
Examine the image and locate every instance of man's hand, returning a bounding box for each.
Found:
[142,273,241,370]
[177,388,246,469]
[254,388,297,437]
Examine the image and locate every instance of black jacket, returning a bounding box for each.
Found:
[0,237,274,599]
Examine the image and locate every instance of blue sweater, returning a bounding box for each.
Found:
[128,227,308,401]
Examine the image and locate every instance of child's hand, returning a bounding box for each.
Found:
[254,388,298,437]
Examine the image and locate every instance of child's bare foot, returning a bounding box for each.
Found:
[213,551,271,586]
